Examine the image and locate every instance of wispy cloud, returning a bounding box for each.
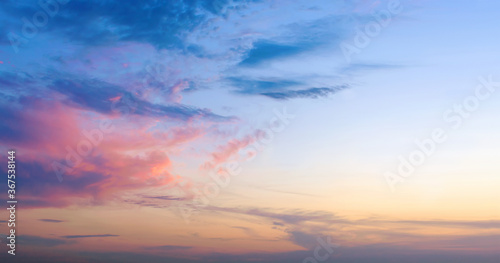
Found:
[13,235,70,247]
[144,245,192,251]
[261,86,349,100]
[48,76,232,121]
[61,234,119,239]
[38,219,65,223]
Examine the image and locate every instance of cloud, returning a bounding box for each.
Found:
[226,77,302,95]
[238,15,354,66]
[207,206,347,226]
[261,86,349,100]
[231,226,259,237]
[0,148,179,208]
[38,219,65,223]
[288,231,322,250]
[15,235,70,247]
[0,0,244,51]
[144,245,192,251]
[0,81,219,209]
[122,193,189,209]
[0,71,35,92]
[239,41,308,66]
[385,219,500,229]
[340,63,404,73]
[201,134,255,170]
[0,97,84,151]
[142,195,185,201]
[3,159,109,208]
[49,77,231,121]
[61,234,119,239]
[2,233,500,263]
[226,77,348,100]
[202,205,500,252]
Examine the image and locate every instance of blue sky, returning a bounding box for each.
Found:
[1,0,500,262]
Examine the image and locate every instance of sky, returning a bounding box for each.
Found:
[0,0,499,262]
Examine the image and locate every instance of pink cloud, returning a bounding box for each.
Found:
[201,135,255,170]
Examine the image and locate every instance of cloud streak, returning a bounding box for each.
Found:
[261,86,349,100]
[38,219,65,223]
[61,234,119,239]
